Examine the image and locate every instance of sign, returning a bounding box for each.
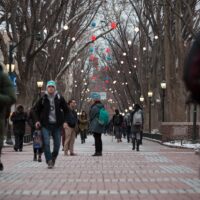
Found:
[90,92,107,100]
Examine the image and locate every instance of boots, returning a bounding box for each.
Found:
[0,162,3,171]
[38,154,42,162]
[33,153,37,161]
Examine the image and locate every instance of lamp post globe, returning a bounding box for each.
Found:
[160,81,166,122]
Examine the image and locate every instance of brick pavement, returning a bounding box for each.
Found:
[0,135,199,200]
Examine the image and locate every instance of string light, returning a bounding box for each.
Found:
[63,25,69,30]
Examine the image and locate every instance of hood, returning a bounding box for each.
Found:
[95,102,104,109]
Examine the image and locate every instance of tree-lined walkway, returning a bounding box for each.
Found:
[0,136,199,200]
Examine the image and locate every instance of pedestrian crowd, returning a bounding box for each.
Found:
[0,63,144,170]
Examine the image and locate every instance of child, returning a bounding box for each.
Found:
[33,129,43,162]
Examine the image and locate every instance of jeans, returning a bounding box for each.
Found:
[80,130,87,142]
[42,125,61,162]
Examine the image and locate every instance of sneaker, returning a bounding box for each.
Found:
[47,160,53,169]
[33,157,37,161]
[0,162,4,171]
[92,153,102,156]
[14,147,18,152]
[38,156,42,162]
[52,157,56,166]
[70,153,77,156]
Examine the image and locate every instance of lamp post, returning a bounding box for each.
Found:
[160,81,166,122]
[140,95,144,106]
[37,81,44,97]
[148,91,153,134]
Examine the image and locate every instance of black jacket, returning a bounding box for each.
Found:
[11,111,27,134]
[33,93,70,128]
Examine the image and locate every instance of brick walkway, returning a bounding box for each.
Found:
[0,135,200,200]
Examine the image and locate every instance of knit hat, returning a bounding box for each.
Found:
[46,80,56,89]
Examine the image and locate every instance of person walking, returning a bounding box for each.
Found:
[11,105,27,152]
[78,111,88,144]
[64,99,78,156]
[131,104,144,151]
[89,94,105,156]
[0,63,16,170]
[33,80,70,169]
[124,112,131,143]
[112,109,123,142]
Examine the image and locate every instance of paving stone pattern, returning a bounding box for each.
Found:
[0,135,199,200]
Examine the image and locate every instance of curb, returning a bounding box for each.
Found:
[144,137,196,150]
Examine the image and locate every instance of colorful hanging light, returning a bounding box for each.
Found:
[106,56,112,61]
[105,80,109,84]
[89,47,94,53]
[105,48,110,53]
[91,35,96,42]
[111,22,117,29]
[89,54,95,61]
[91,21,96,27]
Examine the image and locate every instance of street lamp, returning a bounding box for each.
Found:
[160,81,167,122]
[37,81,43,97]
[140,95,144,103]
[148,91,153,134]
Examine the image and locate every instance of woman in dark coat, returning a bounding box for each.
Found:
[89,95,105,156]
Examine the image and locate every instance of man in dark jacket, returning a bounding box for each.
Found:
[34,80,70,169]
[89,94,105,156]
[63,99,78,156]
[11,105,27,152]
[0,63,16,171]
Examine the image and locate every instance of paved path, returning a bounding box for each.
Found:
[0,135,200,200]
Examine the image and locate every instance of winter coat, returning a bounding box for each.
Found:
[112,114,123,126]
[89,101,105,134]
[11,111,27,135]
[78,116,88,131]
[66,109,78,128]
[33,93,70,128]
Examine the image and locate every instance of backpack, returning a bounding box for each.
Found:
[184,33,200,103]
[132,110,142,125]
[98,108,109,126]
[33,129,43,149]
[113,115,121,125]
[125,115,131,127]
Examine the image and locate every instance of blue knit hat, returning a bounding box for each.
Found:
[46,80,56,89]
